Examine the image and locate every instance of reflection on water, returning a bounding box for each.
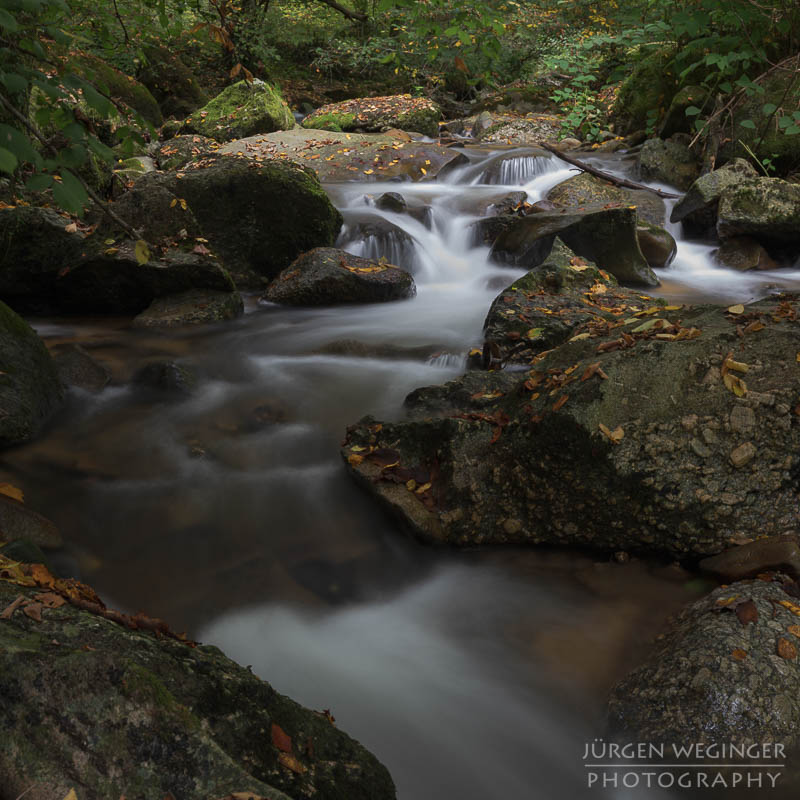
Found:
[5,146,800,798]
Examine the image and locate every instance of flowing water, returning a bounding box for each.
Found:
[6,145,800,799]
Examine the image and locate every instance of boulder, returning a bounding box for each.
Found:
[0,300,63,448]
[160,155,342,286]
[607,579,800,750]
[670,158,757,234]
[476,115,564,145]
[138,44,209,119]
[52,344,111,393]
[713,236,777,271]
[263,248,415,306]
[490,204,659,287]
[133,289,244,327]
[717,177,800,247]
[476,148,552,185]
[342,295,800,558]
[0,578,395,800]
[637,137,700,191]
[302,94,442,138]
[156,134,218,171]
[546,171,667,226]
[636,220,677,268]
[132,361,198,398]
[0,495,61,548]
[182,80,294,141]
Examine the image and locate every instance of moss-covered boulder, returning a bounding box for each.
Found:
[156,134,217,171]
[670,158,758,235]
[659,85,707,138]
[182,80,294,142]
[637,137,700,191]
[133,289,244,327]
[546,171,667,226]
[138,44,209,119]
[717,176,800,247]
[0,301,63,447]
[611,47,677,135]
[264,248,415,306]
[160,155,343,287]
[302,95,442,138]
[607,579,800,749]
[490,204,659,287]
[0,578,396,800]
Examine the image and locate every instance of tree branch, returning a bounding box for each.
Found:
[540,142,681,199]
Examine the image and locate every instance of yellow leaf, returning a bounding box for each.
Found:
[723,357,748,373]
[662,305,683,311]
[716,595,740,607]
[363,169,374,175]
[104,238,115,245]
[134,239,150,266]
[723,372,747,397]
[169,198,177,208]
[347,453,364,466]
[63,790,78,800]
[0,483,23,503]
[598,422,623,444]
[350,445,367,452]
[104,247,119,255]
[420,167,427,175]
[406,479,417,491]
[415,482,432,494]
[569,332,590,342]
[631,318,665,333]
[727,304,745,315]
[179,198,188,211]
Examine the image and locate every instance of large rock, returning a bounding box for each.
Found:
[636,220,677,269]
[670,158,757,234]
[546,171,667,226]
[717,177,800,247]
[182,79,294,141]
[302,94,442,138]
[160,155,343,286]
[0,495,61,548]
[138,44,209,119]
[490,204,659,287]
[713,236,776,271]
[132,289,245,327]
[342,294,800,558]
[637,137,700,191]
[156,134,218,171]
[0,301,63,447]
[607,579,800,749]
[0,578,396,800]
[264,248,415,306]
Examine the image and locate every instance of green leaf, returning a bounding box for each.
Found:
[0,124,42,168]
[684,106,701,116]
[786,125,800,136]
[0,8,19,32]
[762,103,778,115]
[739,119,756,130]
[0,147,18,174]
[52,169,88,216]
[25,174,53,192]
[0,72,27,94]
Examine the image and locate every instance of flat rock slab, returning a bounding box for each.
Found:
[219,130,467,183]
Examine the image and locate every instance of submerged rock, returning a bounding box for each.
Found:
[0,579,396,800]
[264,248,415,306]
[182,79,294,141]
[0,301,63,447]
[607,579,800,750]
[342,292,800,558]
[52,344,111,393]
[132,361,198,398]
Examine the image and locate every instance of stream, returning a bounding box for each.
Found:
[6,145,800,799]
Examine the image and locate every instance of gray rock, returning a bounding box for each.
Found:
[607,580,800,750]
[717,177,800,246]
[713,236,777,271]
[0,301,63,447]
[264,248,415,306]
[133,289,244,327]
[0,494,61,548]
[133,361,197,398]
[0,579,395,800]
[156,134,217,171]
[52,344,111,393]
[637,137,700,191]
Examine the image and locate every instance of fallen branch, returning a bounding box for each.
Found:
[540,142,681,199]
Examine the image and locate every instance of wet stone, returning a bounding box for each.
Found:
[730,405,756,434]
[730,441,757,468]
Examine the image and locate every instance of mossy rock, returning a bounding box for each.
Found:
[0,579,396,799]
[637,137,700,192]
[133,289,244,327]
[156,134,218,171]
[138,44,209,119]
[182,80,294,142]
[0,300,63,447]
[659,85,707,138]
[303,95,442,138]
[73,52,163,128]
[717,176,800,246]
[161,155,343,287]
[612,46,677,136]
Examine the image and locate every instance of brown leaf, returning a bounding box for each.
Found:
[598,422,624,444]
[777,637,797,660]
[580,362,608,382]
[731,648,748,660]
[271,723,292,753]
[552,394,568,411]
[0,482,23,502]
[35,592,66,609]
[30,563,56,589]
[367,448,401,468]
[192,243,211,256]
[735,599,758,626]
[0,594,27,619]
[277,752,307,774]
[788,624,800,638]
[22,601,43,622]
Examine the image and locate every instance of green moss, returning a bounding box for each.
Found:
[302,111,356,132]
[184,80,294,142]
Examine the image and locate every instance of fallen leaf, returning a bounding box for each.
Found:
[64,222,78,234]
[723,372,747,397]
[735,599,758,626]
[192,243,211,256]
[716,595,741,607]
[727,304,745,315]
[731,648,748,660]
[0,482,23,502]
[723,357,749,373]
[778,637,797,660]
[788,624,800,637]
[134,239,150,266]
[22,601,43,622]
[598,422,624,444]
[271,723,292,753]
[63,791,78,800]
[552,394,568,411]
[743,320,765,333]
[35,592,66,608]
[277,752,307,774]
[0,595,27,619]
[169,198,177,208]
[580,362,608,381]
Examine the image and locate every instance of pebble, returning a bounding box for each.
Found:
[729,441,757,468]
[690,438,711,458]
[729,405,756,434]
